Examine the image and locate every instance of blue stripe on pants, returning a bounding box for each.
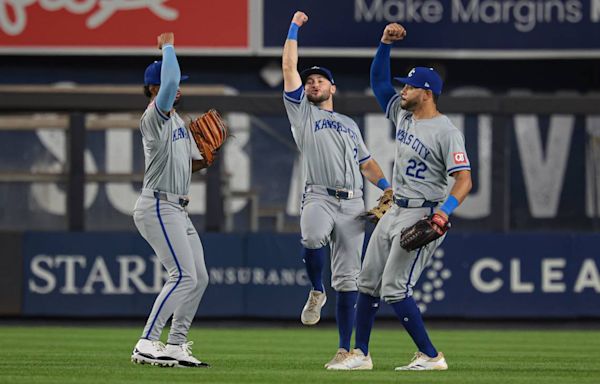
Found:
[145,198,183,339]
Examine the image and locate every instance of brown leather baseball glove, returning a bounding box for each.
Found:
[360,189,393,223]
[189,109,228,166]
[399,213,450,251]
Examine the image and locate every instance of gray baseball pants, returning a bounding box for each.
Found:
[358,204,445,302]
[133,194,209,344]
[300,186,365,292]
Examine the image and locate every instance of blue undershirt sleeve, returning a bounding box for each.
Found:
[155,45,180,113]
[370,42,397,112]
[284,85,304,102]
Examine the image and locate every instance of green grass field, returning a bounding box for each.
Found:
[0,325,598,384]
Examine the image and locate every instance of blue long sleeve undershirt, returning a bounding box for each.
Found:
[155,45,180,113]
[370,42,397,113]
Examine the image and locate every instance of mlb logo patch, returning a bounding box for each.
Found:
[453,152,467,164]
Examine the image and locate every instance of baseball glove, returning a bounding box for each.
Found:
[360,189,393,223]
[189,109,228,166]
[399,213,450,251]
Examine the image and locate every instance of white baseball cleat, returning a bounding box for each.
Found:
[324,348,351,368]
[165,341,210,368]
[301,290,327,325]
[327,348,373,370]
[394,351,448,371]
[131,339,177,367]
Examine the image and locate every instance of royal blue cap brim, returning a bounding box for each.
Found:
[181,75,189,81]
[394,76,440,94]
[394,77,416,86]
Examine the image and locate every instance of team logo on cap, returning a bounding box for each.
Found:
[408,68,416,77]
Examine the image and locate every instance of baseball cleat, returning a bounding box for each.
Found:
[164,341,210,368]
[301,290,327,325]
[394,351,448,371]
[327,348,373,370]
[131,339,177,367]
[324,348,351,368]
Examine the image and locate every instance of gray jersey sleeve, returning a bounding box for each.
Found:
[283,87,311,149]
[141,102,170,141]
[442,129,471,175]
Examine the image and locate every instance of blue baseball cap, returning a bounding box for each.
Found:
[300,66,335,85]
[394,67,442,95]
[144,60,189,85]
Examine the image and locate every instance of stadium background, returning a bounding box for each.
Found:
[0,2,599,381]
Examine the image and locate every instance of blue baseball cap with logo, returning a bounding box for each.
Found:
[144,60,189,85]
[300,66,335,85]
[394,67,442,95]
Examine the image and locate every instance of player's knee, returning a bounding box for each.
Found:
[179,272,198,291]
[196,269,209,291]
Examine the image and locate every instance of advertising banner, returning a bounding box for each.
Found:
[22,232,600,318]
[0,0,249,54]
[262,0,600,57]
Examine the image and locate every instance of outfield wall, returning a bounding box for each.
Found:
[3,231,598,319]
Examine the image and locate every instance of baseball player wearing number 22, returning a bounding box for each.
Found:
[282,11,393,369]
[130,33,210,368]
[328,23,473,371]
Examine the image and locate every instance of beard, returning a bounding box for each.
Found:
[307,92,330,105]
[400,97,418,111]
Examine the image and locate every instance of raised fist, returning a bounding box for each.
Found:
[382,23,406,44]
[157,32,175,49]
[292,11,308,27]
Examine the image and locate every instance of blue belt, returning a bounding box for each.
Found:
[394,197,438,208]
[326,188,353,200]
[153,191,189,207]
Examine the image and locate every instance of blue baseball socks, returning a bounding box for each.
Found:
[336,291,358,351]
[354,292,380,355]
[390,296,437,358]
[302,247,325,292]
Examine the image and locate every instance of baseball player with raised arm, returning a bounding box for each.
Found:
[329,23,472,371]
[282,11,393,369]
[130,32,210,368]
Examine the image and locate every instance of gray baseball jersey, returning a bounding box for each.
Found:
[140,102,192,196]
[284,87,370,291]
[359,95,470,302]
[134,101,208,344]
[284,88,371,191]
[386,94,470,201]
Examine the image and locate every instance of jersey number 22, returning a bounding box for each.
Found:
[406,159,427,179]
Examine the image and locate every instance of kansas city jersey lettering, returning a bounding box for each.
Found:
[282,88,371,191]
[314,119,358,141]
[172,126,188,142]
[397,128,431,161]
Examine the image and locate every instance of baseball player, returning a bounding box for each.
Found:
[130,32,210,368]
[328,23,472,371]
[282,11,392,369]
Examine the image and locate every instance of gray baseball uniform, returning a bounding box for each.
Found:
[284,87,370,291]
[133,100,208,344]
[359,94,470,302]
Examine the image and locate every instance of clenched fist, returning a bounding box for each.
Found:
[292,11,308,27]
[381,23,406,44]
[157,32,174,49]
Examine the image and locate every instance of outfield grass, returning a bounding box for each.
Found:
[0,325,598,384]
